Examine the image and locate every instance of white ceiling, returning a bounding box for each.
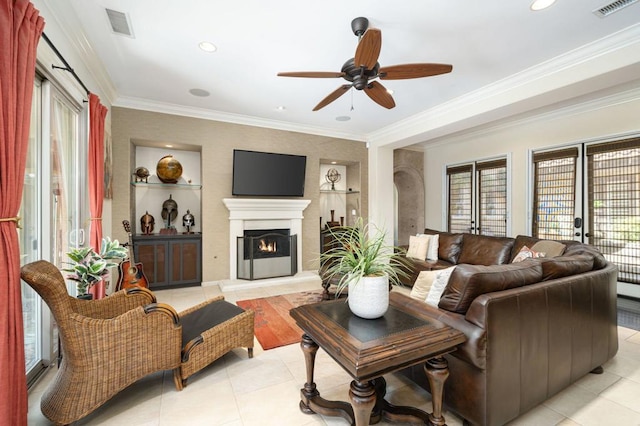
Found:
[60,0,640,145]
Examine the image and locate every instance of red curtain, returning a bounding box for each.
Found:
[88,93,108,299]
[0,1,44,424]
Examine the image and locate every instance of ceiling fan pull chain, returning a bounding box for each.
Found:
[351,87,354,111]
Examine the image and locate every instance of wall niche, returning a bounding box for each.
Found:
[130,142,202,236]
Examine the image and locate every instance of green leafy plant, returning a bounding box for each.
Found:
[319,218,409,296]
[63,237,128,295]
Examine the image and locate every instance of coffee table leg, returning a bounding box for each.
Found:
[349,380,376,426]
[299,333,319,413]
[424,356,450,426]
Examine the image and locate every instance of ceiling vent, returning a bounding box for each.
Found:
[593,0,638,17]
[105,8,134,37]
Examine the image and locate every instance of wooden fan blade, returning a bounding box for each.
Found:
[364,81,395,109]
[354,28,381,69]
[379,63,453,80]
[277,71,345,78]
[313,85,352,111]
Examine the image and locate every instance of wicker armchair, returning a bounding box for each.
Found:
[21,260,254,425]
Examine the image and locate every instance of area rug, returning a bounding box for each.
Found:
[237,291,329,350]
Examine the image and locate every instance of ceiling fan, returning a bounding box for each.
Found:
[277,17,453,111]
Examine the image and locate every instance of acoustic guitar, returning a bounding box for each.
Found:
[117,220,149,290]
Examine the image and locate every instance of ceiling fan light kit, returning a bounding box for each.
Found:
[278,17,453,111]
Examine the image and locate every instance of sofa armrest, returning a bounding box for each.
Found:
[463,264,618,420]
[406,298,487,370]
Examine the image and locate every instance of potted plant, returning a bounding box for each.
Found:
[320,218,409,318]
[63,237,128,298]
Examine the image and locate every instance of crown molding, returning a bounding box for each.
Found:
[421,82,640,149]
[367,23,640,148]
[34,0,119,106]
[113,96,367,142]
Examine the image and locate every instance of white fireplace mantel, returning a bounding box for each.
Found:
[223,198,311,280]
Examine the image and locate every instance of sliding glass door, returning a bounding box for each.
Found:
[50,86,87,277]
[21,77,88,383]
[21,80,43,384]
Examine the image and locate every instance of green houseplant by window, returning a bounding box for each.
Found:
[320,218,409,318]
[63,237,128,297]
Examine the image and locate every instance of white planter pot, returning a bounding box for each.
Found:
[347,275,389,319]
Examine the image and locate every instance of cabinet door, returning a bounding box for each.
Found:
[169,239,202,285]
[136,241,168,288]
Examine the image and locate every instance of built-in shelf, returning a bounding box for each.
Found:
[131,181,202,189]
[320,189,359,194]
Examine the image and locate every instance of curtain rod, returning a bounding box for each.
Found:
[41,32,90,96]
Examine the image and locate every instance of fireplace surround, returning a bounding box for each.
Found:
[222,198,311,280]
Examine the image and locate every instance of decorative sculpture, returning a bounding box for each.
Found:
[156,155,183,184]
[160,194,178,235]
[133,166,149,183]
[140,211,155,235]
[325,168,341,190]
[182,210,195,234]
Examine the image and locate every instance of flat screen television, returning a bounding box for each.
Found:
[232,149,307,197]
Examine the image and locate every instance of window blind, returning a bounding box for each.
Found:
[447,165,472,233]
[532,149,578,239]
[477,159,507,236]
[587,138,640,284]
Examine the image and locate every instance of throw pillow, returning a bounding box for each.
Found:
[409,270,439,300]
[531,240,566,258]
[512,245,546,263]
[426,234,439,261]
[425,266,456,307]
[407,234,430,260]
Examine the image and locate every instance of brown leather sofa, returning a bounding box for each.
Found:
[398,230,619,426]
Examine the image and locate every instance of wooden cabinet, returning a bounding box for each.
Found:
[133,234,202,289]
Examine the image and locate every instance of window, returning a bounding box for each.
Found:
[447,158,508,236]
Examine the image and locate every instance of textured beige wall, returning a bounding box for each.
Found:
[111,107,368,281]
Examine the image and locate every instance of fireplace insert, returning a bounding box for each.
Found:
[237,229,298,280]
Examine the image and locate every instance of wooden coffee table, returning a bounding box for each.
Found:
[290,292,466,426]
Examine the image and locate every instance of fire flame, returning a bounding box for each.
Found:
[258,239,277,253]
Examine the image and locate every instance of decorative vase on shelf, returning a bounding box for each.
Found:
[347,275,390,319]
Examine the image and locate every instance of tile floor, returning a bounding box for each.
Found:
[28,278,640,426]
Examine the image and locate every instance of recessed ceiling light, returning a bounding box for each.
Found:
[165,144,173,148]
[276,106,286,111]
[189,88,210,97]
[530,0,557,10]
[331,161,337,165]
[198,41,217,52]
[335,116,351,121]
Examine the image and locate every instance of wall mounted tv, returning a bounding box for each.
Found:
[232,149,307,197]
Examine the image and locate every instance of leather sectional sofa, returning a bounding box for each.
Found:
[398,230,619,426]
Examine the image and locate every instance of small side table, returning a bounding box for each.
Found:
[290,292,466,426]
